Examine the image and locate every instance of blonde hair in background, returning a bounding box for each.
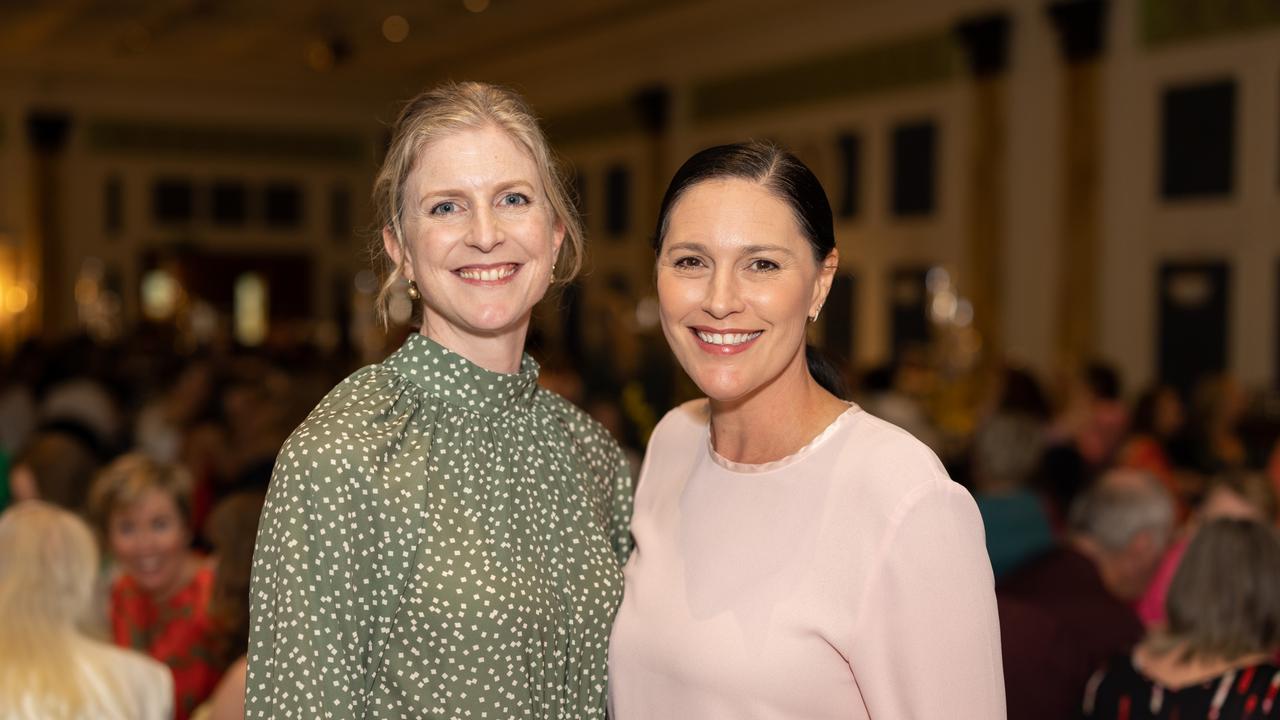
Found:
[0,501,103,716]
[87,452,194,538]
[370,80,585,328]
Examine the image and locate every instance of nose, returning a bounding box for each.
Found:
[702,266,744,319]
[465,206,503,253]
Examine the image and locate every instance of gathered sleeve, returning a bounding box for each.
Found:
[846,480,1007,719]
[244,369,437,719]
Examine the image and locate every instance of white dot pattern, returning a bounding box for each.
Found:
[245,334,633,718]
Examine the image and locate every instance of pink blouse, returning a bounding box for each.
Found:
[608,401,1006,719]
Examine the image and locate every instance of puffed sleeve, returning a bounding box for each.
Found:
[846,481,1006,719]
[244,369,437,719]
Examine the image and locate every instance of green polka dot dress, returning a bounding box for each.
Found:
[246,333,633,719]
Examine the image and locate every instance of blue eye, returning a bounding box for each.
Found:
[431,201,458,215]
[500,193,530,207]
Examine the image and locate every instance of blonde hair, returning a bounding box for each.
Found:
[0,501,100,715]
[370,80,585,327]
[88,453,193,539]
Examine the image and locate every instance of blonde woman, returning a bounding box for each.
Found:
[0,501,172,719]
[247,81,633,718]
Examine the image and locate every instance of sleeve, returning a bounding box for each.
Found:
[846,481,1007,719]
[607,447,635,567]
[243,389,435,719]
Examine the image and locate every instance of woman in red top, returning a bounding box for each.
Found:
[90,453,221,720]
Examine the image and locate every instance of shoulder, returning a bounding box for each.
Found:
[838,408,963,514]
[76,636,173,688]
[648,399,710,451]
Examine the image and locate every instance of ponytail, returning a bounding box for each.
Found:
[805,345,848,400]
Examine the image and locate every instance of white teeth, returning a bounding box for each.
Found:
[695,330,762,346]
[459,265,517,281]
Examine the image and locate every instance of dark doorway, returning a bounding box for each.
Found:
[1158,261,1229,396]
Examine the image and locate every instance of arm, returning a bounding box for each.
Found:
[847,481,1007,719]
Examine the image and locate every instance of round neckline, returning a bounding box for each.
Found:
[707,403,861,475]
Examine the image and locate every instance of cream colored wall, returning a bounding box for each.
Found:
[1101,0,1280,392]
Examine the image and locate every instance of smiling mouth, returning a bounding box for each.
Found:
[694,329,763,346]
[455,263,520,283]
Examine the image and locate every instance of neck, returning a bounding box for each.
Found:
[420,316,529,375]
[708,349,847,465]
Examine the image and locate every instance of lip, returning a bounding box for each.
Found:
[454,262,522,286]
[688,326,764,356]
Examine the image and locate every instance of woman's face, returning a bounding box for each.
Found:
[385,124,564,352]
[108,489,191,598]
[656,179,834,403]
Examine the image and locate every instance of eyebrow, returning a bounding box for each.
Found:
[664,241,796,256]
[417,180,535,202]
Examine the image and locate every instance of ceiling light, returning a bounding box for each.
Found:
[382,15,410,43]
[463,0,490,13]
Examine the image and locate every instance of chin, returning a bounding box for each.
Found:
[690,368,759,403]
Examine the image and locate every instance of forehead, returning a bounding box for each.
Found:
[665,179,803,248]
[409,124,541,190]
[113,486,182,519]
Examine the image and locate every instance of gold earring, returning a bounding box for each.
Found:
[407,280,421,301]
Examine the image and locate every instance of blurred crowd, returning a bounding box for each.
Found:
[3,327,1280,719]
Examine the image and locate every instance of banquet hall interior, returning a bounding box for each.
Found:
[3,1,1280,718]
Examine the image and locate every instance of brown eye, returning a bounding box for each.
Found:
[748,259,780,272]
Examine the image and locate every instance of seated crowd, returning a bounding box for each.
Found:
[2,332,1280,719]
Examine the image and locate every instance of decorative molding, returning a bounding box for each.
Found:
[954,12,1011,78]
[1142,0,1280,47]
[692,31,958,121]
[85,120,368,164]
[1048,0,1108,63]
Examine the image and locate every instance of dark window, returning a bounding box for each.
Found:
[329,185,351,243]
[890,120,937,217]
[264,182,303,229]
[837,133,861,220]
[211,181,248,226]
[1161,79,1235,199]
[605,164,630,238]
[152,178,194,224]
[104,175,123,235]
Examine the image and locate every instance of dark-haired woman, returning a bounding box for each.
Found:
[1083,519,1280,719]
[607,142,1005,719]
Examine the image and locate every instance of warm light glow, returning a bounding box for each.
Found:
[5,285,29,314]
[234,273,269,346]
[307,40,335,71]
[382,15,410,43]
[463,0,490,13]
[142,269,179,320]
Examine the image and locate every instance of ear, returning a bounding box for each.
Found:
[382,224,411,282]
[810,247,839,317]
[551,215,566,258]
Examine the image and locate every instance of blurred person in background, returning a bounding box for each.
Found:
[1189,373,1253,474]
[1134,470,1275,629]
[191,490,265,720]
[247,81,632,718]
[1083,519,1280,719]
[999,468,1174,720]
[89,452,220,720]
[0,501,172,719]
[0,339,43,458]
[608,142,1004,719]
[134,358,217,465]
[972,411,1055,579]
[1050,361,1130,473]
[1119,385,1194,519]
[5,419,104,512]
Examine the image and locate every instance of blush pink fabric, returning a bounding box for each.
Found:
[608,401,1006,719]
